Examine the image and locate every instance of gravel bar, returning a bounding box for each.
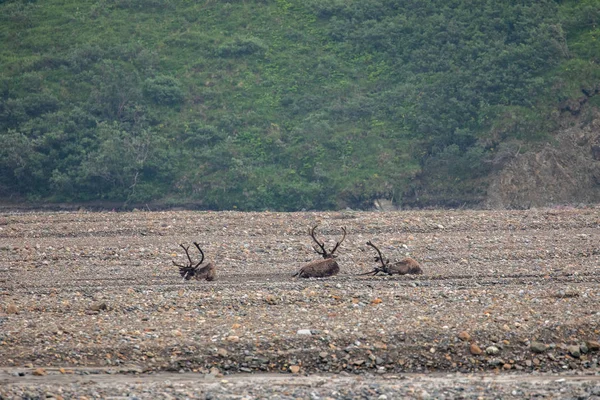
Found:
[1,208,599,398]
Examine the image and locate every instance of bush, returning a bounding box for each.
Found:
[144,75,184,105]
[216,36,268,57]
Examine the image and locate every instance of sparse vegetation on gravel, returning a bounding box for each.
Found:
[1,208,600,398]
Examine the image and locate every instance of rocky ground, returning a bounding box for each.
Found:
[1,208,599,399]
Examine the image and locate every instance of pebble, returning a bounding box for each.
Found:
[217,348,228,357]
[470,344,483,355]
[89,303,107,312]
[6,304,18,314]
[530,342,547,353]
[567,345,581,358]
[587,341,600,351]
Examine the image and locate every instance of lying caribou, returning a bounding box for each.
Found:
[173,242,216,281]
[293,224,346,278]
[359,240,423,276]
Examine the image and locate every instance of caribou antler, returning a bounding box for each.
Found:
[309,224,328,257]
[192,242,205,266]
[172,244,192,268]
[358,241,388,276]
[330,227,347,256]
[366,240,387,269]
[309,225,347,259]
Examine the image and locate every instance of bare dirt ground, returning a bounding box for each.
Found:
[1,208,599,399]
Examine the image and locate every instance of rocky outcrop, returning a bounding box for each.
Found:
[486,104,600,209]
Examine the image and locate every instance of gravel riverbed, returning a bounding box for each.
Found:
[1,208,599,398]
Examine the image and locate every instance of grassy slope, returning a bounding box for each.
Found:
[1,0,599,209]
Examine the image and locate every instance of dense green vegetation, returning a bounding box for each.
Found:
[1,0,599,210]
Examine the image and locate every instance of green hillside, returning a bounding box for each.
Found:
[1,0,599,210]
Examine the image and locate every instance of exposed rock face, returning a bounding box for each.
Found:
[373,199,398,211]
[486,105,600,209]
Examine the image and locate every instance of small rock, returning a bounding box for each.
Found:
[226,336,240,342]
[487,358,503,367]
[568,345,581,358]
[297,329,312,336]
[586,341,599,351]
[530,341,547,353]
[486,346,500,356]
[217,348,228,357]
[470,343,483,355]
[373,341,387,350]
[32,368,47,376]
[264,295,277,305]
[89,303,107,312]
[6,303,18,314]
[458,331,471,342]
[289,365,300,373]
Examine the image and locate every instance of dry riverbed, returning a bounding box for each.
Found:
[1,208,599,398]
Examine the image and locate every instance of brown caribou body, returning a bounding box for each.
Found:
[293,225,346,278]
[360,240,423,276]
[293,258,340,278]
[173,242,216,281]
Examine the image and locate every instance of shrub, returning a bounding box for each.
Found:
[216,36,268,57]
[143,75,184,105]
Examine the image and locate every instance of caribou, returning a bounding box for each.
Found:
[173,242,216,281]
[293,224,346,278]
[359,240,423,276]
